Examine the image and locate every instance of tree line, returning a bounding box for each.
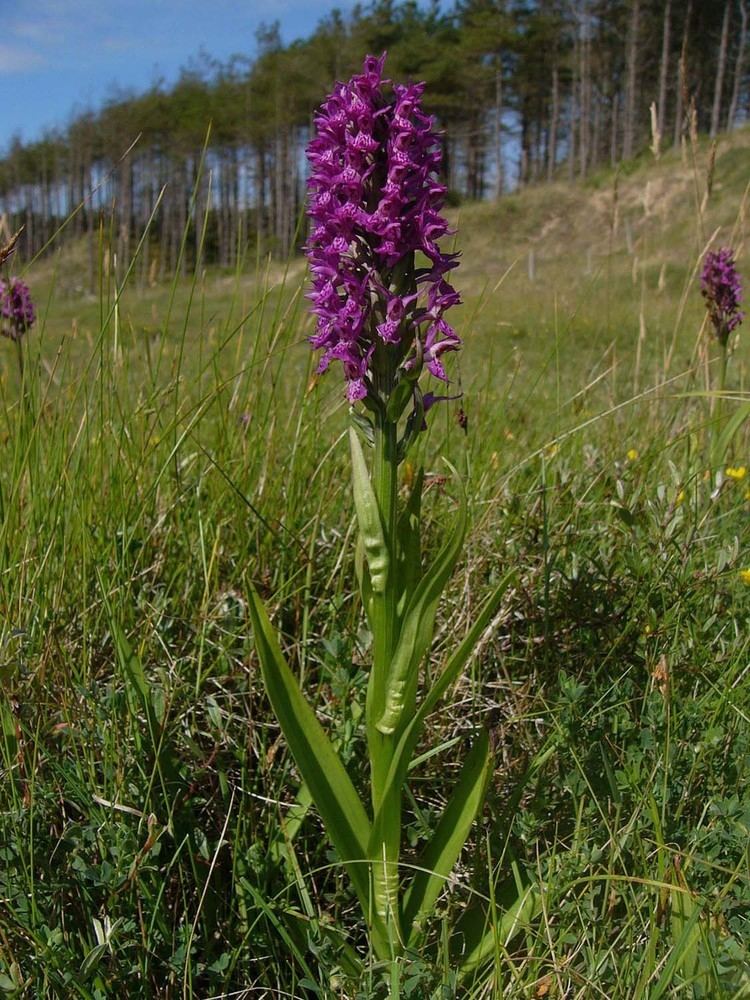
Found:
[1,0,747,280]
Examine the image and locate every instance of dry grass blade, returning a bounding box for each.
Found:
[0,227,23,266]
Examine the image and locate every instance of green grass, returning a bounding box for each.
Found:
[0,128,749,997]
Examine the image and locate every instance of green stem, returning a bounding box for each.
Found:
[368,413,403,952]
[374,420,398,651]
[369,415,399,808]
[712,341,728,470]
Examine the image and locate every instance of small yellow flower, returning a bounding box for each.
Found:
[545,443,558,459]
[627,448,639,461]
[726,466,747,481]
[740,569,750,585]
[676,490,685,505]
[744,488,750,502]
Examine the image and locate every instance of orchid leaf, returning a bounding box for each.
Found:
[376,464,467,735]
[283,909,364,980]
[385,377,413,422]
[420,568,516,721]
[354,533,375,628]
[349,427,389,594]
[651,891,709,999]
[350,407,375,447]
[403,729,491,945]
[247,586,373,915]
[397,391,426,462]
[395,466,424,618]
[714,400,750,467]
[369,570,516,923]
[455,873,541,976]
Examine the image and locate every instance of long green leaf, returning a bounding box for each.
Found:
[660,884,717,997]
[367,571,515,943]
[456,877,541,975]
[714,400,750,467]
[650,892,706,1000]
[372,569,516,848]
[403,729,491,944]
[395,467,424,619]
[354,533,375,630]
[422,570,516,720]
[247,587,373,914]
[376,466,468,735]
[349,427,388,594]
[369,571,515,912]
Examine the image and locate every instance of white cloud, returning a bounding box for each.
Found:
[0,42,48,73]
[101,35,138,53]
[7,1,116,54]
[9,19,58,43]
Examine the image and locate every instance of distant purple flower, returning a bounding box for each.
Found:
[305,53,460,406]
[701,248,743,345]
[0,277,35,342]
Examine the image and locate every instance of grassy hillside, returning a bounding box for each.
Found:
[24,126,750,452]
[0,128,748,997]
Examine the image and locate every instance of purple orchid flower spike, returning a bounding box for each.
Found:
[0,277,35,342]
[701,247,744,346]
[305,53,461,435]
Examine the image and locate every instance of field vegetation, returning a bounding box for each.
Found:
[0,127,749,997]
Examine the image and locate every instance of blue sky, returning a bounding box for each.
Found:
[2,0,358,149]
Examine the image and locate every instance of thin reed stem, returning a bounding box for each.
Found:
[712,339,729,470]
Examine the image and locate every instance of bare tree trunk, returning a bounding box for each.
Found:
[41,156,49,248]
[568,29,578,180]
[579,2,591,177]
[467,116,483,197]
[533,119,542,181]
[231,146,240,267]
[657,0,672,138]
[290,128,299,250]
[217,160,226,267]
[673,1,692,147]
[158,172,169,283]
[276,129,286,251]
[548,65,559,181]
[591,90,601,168]
[225,154,233,266]
[623,0,640,160]
[711,0,731,137]
[70,149,81,239]
[84,157,96,293]
[610,91,619,165]
[137,157,149,289]
[727,1,748,129]
[476,128,487,196]
[494,64,504,197]
[255,147,266,243]
[442,134,454,192]
[180,161,189,277]
[117,156,131,271]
